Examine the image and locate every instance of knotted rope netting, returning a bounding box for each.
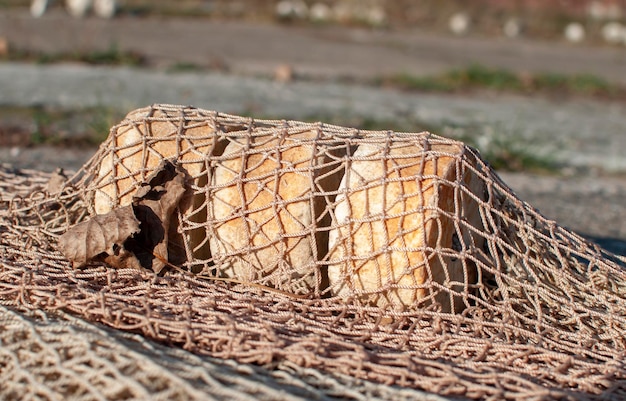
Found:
[1,104,624,400]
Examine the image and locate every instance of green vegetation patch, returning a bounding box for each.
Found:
[166,62,206,74]
[383,65,623,100]
[0,106,124,148]
[469,131,560,173]
[2,43,147,67]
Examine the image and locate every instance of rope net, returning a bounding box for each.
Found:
[1,104,624,400]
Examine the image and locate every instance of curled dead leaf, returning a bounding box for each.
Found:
[58,160,187,273]
[128,160,187,273]
[57,206,140,268]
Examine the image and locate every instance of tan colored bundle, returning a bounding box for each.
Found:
[92,106,487,310]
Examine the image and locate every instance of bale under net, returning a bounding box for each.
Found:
[1,104,624,400]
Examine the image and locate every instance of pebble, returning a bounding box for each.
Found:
[274,63,294,83]
[503,18,523,38]
[602,22,625,44]
[0,37,7,57]
[449,12,471,36]
[564,22,585,43]
[310,3,331,22]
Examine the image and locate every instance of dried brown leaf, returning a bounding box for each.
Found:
[57,206,140,268]
[58,160,187,273]
[126,160,187,273]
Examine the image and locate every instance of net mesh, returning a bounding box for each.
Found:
[1,104,625,400]
[0,304,446,401]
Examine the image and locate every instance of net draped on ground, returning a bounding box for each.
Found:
[1,104,624,400]
[0,304,447,401]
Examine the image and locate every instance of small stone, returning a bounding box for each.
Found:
[449,12,471,36]
[93,0,117,19]
[274,64,294,83]
[564,22,585,43]
[366,6,386,27]
[275,0,308,20]
[601,22,624,44]
[0,37,8,57]
[276,1,293,18]
[66,0,91,18]
[503,18,523,38]
[30,0,48,18]
[310,3,331,22]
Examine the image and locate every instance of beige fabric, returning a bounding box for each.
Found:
[1,104,625,400]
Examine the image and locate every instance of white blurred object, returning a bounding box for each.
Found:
[587,1,622,20]
[276,1,293,18]
[503,18,523,38]
[601,21,625,43]
[30,0,48,17]
[30,0,116,18]
[588,1,606,20]
[310,3,330,22]
[93,0,116,19]
[449,12,470,35]
[292,0,308,18]
[365,6,386,27]
[66,0,91,18]
[275,0,308,19]
[564,22,585,43]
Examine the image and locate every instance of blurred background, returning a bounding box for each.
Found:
[0,0,625,254]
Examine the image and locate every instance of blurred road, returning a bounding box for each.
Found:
[2,9,626,83]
